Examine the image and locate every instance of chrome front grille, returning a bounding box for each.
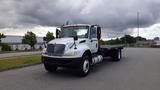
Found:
[47,44,65,56]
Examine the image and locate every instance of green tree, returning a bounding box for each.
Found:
[106,38,122,45]
[45,31,55,43]
[0,33,5,44]
[135,36,146,41]
[114,38,122,44]
[22,32,37,49]
[120,35,136,44]
[154,37,159,41]
[1,43,12,51]
[106,39,113,45]
[106,35,146,45]
[100,40,105,45]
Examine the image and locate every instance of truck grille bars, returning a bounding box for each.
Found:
[47,44,65,56]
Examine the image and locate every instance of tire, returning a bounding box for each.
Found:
[44,63,57,72]
[79,55,91,77]
[112,49,121,61]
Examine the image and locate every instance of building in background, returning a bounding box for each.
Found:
[136,37,160,47]
[136,40,155,46]
[154,40,160,46]
[153,37,160,46]
[1,35,44,50]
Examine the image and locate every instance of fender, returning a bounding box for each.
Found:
[75,43,91,57]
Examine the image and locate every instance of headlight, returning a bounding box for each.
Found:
[42,48,47,54]
[64,50,80,56]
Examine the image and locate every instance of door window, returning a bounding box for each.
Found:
[90,26,97,38]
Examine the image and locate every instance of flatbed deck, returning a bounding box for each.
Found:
[100,45,124,50]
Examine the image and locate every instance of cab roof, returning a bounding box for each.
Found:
[62,24,99,27]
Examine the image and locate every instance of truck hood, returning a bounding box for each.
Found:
[48,38,86,45]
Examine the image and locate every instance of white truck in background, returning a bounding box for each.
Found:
[42,24,124,76]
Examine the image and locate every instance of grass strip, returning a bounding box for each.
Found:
[0,55,41,71]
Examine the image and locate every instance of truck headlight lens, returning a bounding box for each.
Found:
[64,50,80,56]
[42,48,47,54]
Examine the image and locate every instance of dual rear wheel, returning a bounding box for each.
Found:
[112,49,122,61]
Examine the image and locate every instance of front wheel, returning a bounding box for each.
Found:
[44,63,57,72]
[79,55,91,77]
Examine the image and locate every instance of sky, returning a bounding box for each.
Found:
[0,0,160,40]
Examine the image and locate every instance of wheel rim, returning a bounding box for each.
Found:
[83,59,89,73]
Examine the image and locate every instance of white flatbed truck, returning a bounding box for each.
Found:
[42,24,124,76]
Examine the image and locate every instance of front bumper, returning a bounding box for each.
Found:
[42,56,82,68]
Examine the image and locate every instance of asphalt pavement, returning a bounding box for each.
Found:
[0,51,41,59]
[0,48,160,90]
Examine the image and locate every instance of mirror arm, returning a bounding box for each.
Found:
[73,36,78,49]
[74,40,77,49]
[43,41,47,48]
[43,37,47,48]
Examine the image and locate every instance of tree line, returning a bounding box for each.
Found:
[101,35,147,45]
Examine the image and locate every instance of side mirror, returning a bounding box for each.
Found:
[43,37,47,41]
[56,28,60,38]
[43,37,47,48]
[73,36,78,41]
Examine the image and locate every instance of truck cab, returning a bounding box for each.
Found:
[59,24,101,53]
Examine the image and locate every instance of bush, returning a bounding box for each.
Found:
[39,46,43,50]
[15,48,19,51]
[1,43,12,51]
[25,48,28,51]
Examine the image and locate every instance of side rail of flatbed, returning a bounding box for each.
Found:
[100,45,124,50]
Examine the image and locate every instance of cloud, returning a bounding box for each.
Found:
[131,24,160,39]
[0,0,160,37]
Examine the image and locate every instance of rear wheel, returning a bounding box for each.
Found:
[79,55,91,77]
[112,49,121,61]
[44,63,57,72]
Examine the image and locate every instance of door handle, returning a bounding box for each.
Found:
[91,40,98,42]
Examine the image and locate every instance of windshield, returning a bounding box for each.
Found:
[59,26,89,38]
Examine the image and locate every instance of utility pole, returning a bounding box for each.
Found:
[136,11,140,45]
[137,12,140,37]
